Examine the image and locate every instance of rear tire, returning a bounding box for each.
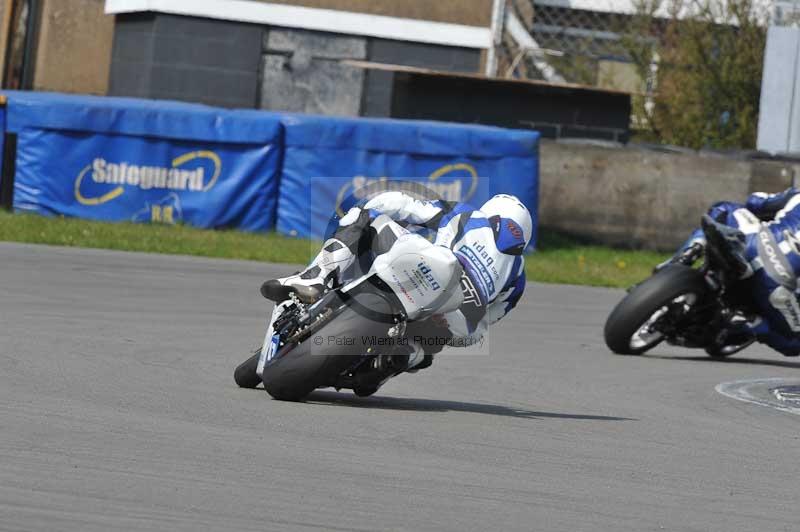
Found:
[265,352,361,402]
[234,351,262,389]
[704,345,736,359]
[353,386,379,397]
[605,265,708,355]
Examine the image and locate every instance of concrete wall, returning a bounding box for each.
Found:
[260,0,493,26]
[260,29,366,115]
[33,0,114,94]
[538,140,800,251]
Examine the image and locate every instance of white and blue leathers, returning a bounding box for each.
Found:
[356,191,527,345]
[678,189,800,356]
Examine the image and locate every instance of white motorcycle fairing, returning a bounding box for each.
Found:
[257,299,292,378]
[345,233,463,321]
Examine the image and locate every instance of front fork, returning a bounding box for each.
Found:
[654,242,705,274]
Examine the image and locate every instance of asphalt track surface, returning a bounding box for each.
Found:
[2,242,800,532]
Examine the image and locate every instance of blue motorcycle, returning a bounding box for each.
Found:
[605,216,757,358]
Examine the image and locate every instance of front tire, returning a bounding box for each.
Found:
[234,351,262,389]
[262,291,397,401]
[604,265,708,355]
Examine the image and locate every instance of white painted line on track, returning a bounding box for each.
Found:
[716,378,800,416]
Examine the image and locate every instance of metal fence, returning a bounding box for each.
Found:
[496,0,639,88]
[499,0,782,90]
[774,0,800,25]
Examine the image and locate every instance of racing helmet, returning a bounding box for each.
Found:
[480,194,533,253]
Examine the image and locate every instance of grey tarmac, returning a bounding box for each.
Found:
[1,242,799,532]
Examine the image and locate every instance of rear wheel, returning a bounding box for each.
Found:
[234,351,262,389]
[604,265,709,355]
[353,385,379,397]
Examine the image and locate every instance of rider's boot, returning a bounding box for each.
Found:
[713,312,759,348]
[405,343,427,371]
[261,238,355,303]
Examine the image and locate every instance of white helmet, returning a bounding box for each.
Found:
[480,194,533,251]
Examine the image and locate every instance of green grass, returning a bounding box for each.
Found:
[529,231,669,288]
[0,211,669,288]
[0,211,316,264]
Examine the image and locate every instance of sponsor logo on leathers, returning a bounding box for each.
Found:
[769,286,800,332]
[783,229,800,255]
[757,229,794,287]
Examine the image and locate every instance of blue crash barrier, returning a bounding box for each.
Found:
[0,97,5,170]
[1,92,539,248]
[278,114,540,248]
[6,91,283,231]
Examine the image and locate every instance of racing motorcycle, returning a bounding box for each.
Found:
[604,216,758,358]
[233,235,461,401]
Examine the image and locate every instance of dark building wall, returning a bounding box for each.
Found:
[362,40,481,117]
[390,73,632,142]
[109,14,482,115]
[109,13,263,108]
[107,13,627,142]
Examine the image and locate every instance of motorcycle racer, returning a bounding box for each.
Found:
[261,191,531,371]
[669,188,800,356]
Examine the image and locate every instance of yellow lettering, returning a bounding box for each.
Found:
[150,205,174,224]
[75,150,221,206]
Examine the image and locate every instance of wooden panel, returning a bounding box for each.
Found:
[0,0,10,80]
[33,0,114,94]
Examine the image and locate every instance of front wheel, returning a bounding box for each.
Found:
[234,350,262,389]
[262,291,398,401]
[604,265,709,355]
